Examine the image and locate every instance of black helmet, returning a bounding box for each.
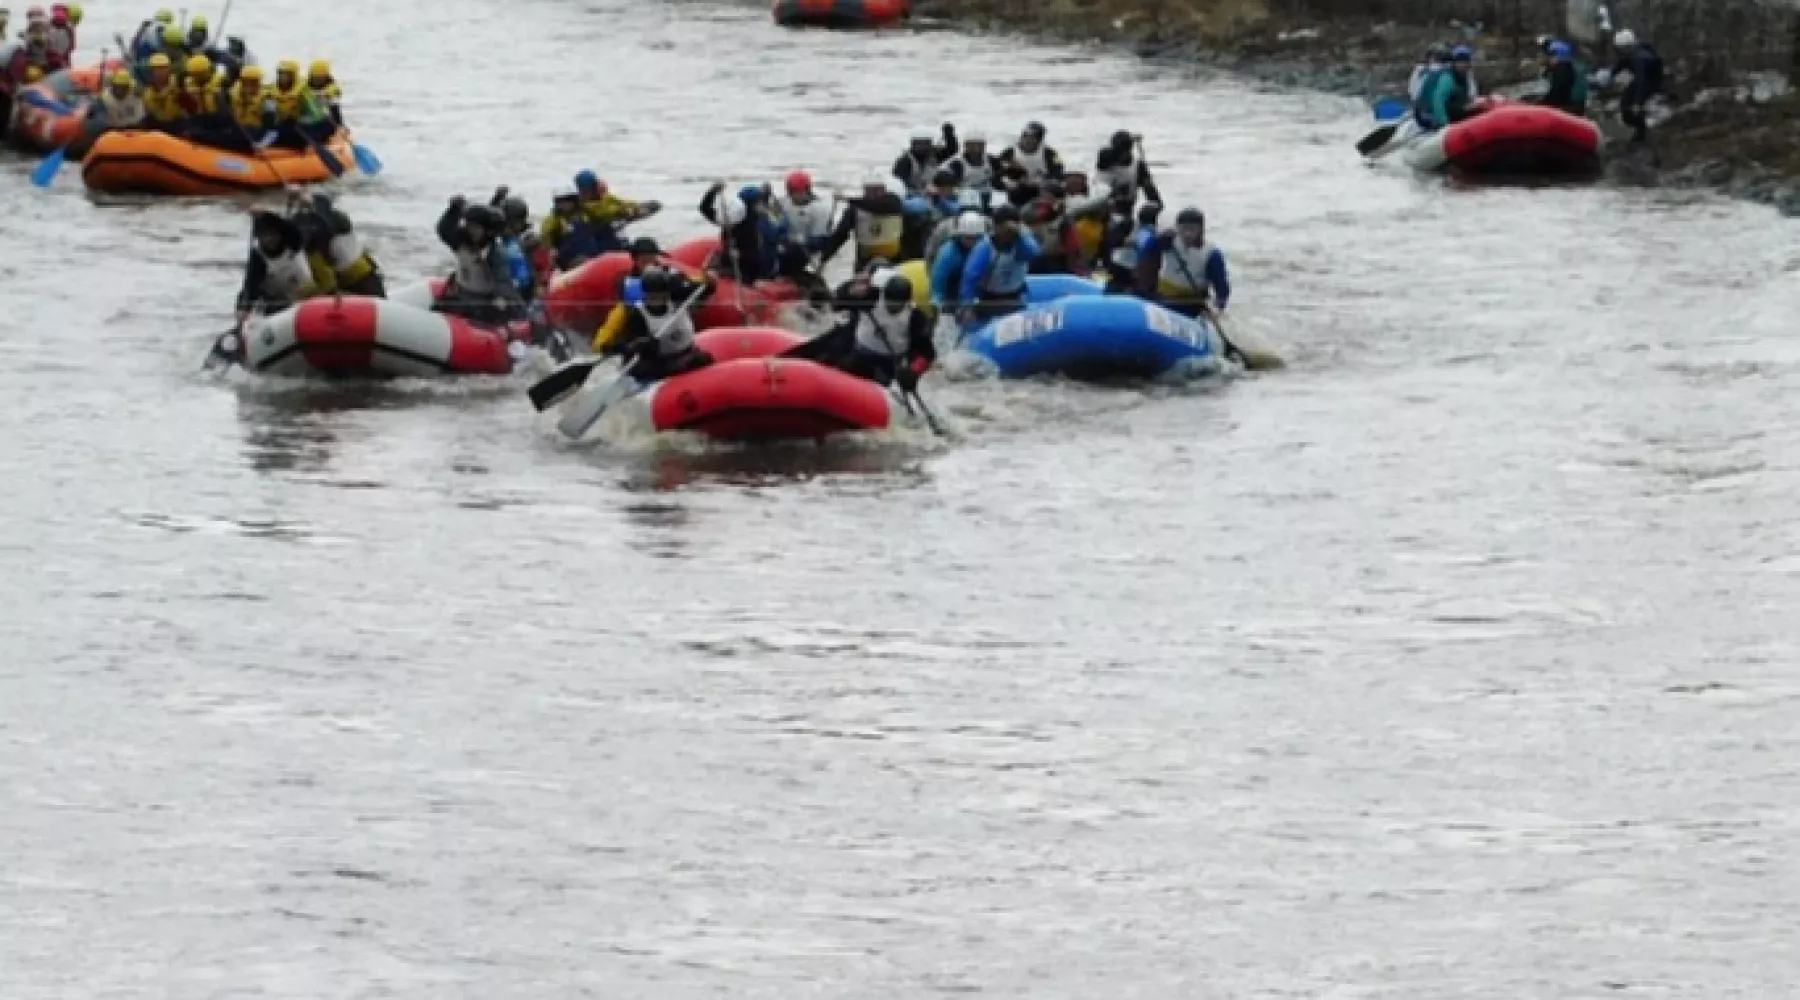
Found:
[463,204,501,230]
[1176,206,1204,227]
[1109,130,1133,152]
[882,274,913,306]
[991,203,1020,224]
[1023,120,1046,138]
[639,267,672,296]
[1136,201,1162,225]
[500,196,529,226]
[629,236,661,257]
[932,167,957,189]
[862,256,891,275]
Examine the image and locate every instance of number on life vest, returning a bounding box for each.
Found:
[989,306,1063,348]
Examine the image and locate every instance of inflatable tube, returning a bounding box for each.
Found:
[9,62,123,155]
[238,296,515,377]
[1403,101,1601,178]
[585,327,901,440]
[81,128,359,196]
[963,296,1226,380]
[544,246,802,338]
[892,260,1101,310]
[772,0,908,27]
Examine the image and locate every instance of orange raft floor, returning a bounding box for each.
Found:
[81,129,359,196]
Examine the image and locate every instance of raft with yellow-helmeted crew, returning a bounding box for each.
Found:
[12,6,383,195]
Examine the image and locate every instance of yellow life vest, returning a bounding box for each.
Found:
[854,208,903,258]
[141,81,184,122]
[1071,216,1105,259]
[308,79,341,103]
[229,83,269,128]
[269,81,308,121]
[182,78,223,115]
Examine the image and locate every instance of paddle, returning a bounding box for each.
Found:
[1371,95,1409,121]
[899,383,945,436]
[554,357,640,439]
[527,283,707,412]
[32,46,113,188]
[1205,305,1283,371]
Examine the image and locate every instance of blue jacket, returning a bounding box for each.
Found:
[501,238,532,295]
[930,239,971,304]
[959,233,1042,303]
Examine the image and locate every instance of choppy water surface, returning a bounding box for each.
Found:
[3,1,1799,995]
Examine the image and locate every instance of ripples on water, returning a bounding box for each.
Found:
[2,0,1798,994]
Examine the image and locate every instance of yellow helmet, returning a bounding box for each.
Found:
[25,65,43,82]
[307,59,330,78]
[147,52,171,69]
[160,24,181,44]
[277,59,299,75]
[110,68,132,85]
[188,13,206,29]
[239,64,263,81]
[185,54,211,76]
[153,8,173,23]
[67,3,81,24]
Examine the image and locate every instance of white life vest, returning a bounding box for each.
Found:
[259,249,314,305]
[854,303,914,358]
[1158,238,1217,295]
[1009,143,1052,182]
[981,239,1031,296]
[453,244,500,295]
[325,231,363,271]
[1099,157,1140,199]
[638,304,696,354]
[44,24,72,59]
[898,154,937,193]
[947,154,994,195]
[100,91,147,127]
[854,208,904,249]
[777,195,834,244]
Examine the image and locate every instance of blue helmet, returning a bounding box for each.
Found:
[1450,44,1474,61]
[574,169,600,192]
[1548,40,1572,59]
[736,184,764,204]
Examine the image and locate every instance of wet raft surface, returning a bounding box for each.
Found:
[2,0,1798,994]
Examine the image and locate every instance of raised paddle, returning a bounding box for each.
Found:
[527,283,707,411]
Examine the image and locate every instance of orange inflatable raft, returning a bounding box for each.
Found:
[772,0,908,28]
[586,327,902,440]
[543,236,802,340]
[81,128,358,196]
[9,61,127,156]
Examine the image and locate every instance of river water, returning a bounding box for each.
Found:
[4,0,1799,995]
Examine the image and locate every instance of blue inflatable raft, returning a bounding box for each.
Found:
[962,294,1226,380]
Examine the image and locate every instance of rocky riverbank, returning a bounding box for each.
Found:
[911,0,1800,214]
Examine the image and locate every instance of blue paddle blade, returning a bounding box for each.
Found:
[351,143,382,176]
[29,147,68,189]
[1372,96,1409,121]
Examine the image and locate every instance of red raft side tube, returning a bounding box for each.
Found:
[773,0,908,28]
[663,235,804,329]
[640,327,897,439]
[543,240,803,337]
[241,297,515,377]
[1441,102,1602,178]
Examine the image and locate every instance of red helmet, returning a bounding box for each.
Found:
[784,170,812,194]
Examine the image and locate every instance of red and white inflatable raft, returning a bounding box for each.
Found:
[543,235,803,339]
[562,327,904,440]
[1404,100,1602,177]
[238,296,516,377]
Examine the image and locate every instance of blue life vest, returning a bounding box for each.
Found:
[553,218,604,268]
[983,241,1031,296]
[502,238,531,294]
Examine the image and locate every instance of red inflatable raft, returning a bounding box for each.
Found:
[772,0,908,27]
[543,236,803,340]
[1406,100,1602,177]
[236,297,516,377]
[595,327,901,440]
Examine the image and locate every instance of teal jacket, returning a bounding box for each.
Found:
[1422,69,1471,130]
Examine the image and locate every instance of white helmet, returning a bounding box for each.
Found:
[862,170,888,189]
[908,126,933,143]
[963,129,987,144]
[1613,28,1636,47]
[552,186,578,201]
[871,267,897,287]
[719,195,748,227]
[953,211,987,238]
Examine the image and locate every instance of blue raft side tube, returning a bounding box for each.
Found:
[963,294,1222,380]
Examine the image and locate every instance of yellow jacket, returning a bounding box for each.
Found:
[229,84,271,128]
[592,304,631,353]
[579,193,640,228]
[181,78,224,116]
[269,81,309,121]
[142,81,184,122]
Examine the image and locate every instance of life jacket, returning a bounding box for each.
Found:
[897,152,937,194]
[947,153,994,196]
[323,230,377,286]
[1071,215,1106,261]
[99,90,146,127]
[453,242,502,296]
[1097,155,1140,200]
[1411,67,1446,125]
[776,194,833,250]
[545,212,603,268]
[638,303,696,355]
[501,237,532,295]
[141,80,184,122]
[308,78,340,104]
[258,248,317,307]
[853,204,904,257]
[1569,61,1591,105]
[268,80,309,121]
[980,238,1032,296]
[1007,143,1053,182]
[1407,61,1441,102]
[1156,234,1217,299]
[180,77,223,116]
[854,303,915,358]
[228,82,268,128]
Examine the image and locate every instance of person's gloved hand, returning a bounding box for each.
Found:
[448,194,466,211]
[895,364,920,393]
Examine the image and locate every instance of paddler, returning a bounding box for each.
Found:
[1060,173,1110,275]
[775,170,835,261]
[435,196,524,325]
[227,63,275,141]
[891,122,958,196]
[129,9,173,61]
[1133,206,1230,320]
[305,59,342,127]
[1607,29,1664,143]
[293,190,386,297]
[235,210,332,323]
[929,211,987,310]
[1414,44,1475,130]
[942,128,1001,207]
[574,170,658,245]
[957,203,1039,326]
[177,54,229,142]
[1102,201,1160,293]
[540,188,603,271]
[139,52,184,129]
[267,60,315,148]
[821,174,910,273]
[97,68,146,127]
[1536,39,1589,117]
[42,3,71,71]
[996,121,1064,204]
[700,183,777,283]
[786,273,934,392]
[1408,45,1447,103]
[602,267,716,382]
[1093,130,1161,210]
